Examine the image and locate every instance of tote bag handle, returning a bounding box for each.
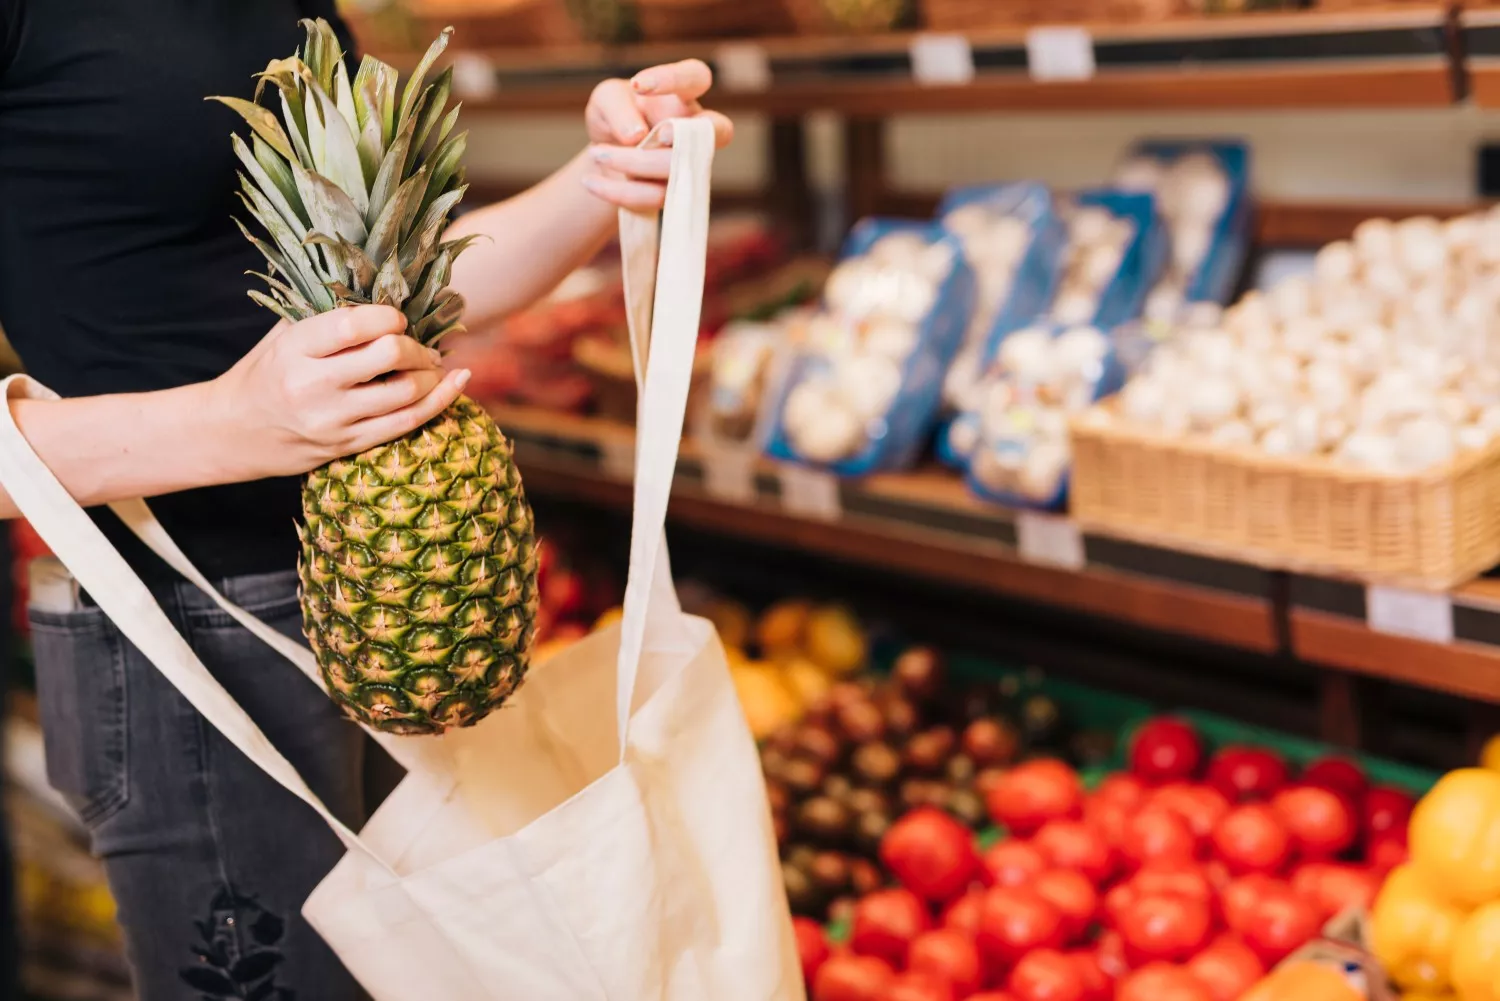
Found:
[611,117,715,749]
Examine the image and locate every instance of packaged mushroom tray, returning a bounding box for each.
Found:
[936,182,1067,420]
[764,220,976,475]
[1112,139,1252,329]
[1069,211,1500,588]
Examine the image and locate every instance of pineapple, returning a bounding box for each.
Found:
[212,20,537,735]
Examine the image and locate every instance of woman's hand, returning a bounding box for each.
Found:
[581,59,734,210]
[214,305,470,477]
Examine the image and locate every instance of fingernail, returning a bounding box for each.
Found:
[582,175,601,193]
[632,72,657,93]
[592,146,612,163]
[428,348,443,365]
[455,369,472,390]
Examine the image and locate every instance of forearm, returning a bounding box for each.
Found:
[444,150,615,330]
[0,381,243,519]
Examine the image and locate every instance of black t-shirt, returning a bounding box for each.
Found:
[0,0,356,583]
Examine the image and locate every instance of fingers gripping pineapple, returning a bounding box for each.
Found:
[213,20,537,735]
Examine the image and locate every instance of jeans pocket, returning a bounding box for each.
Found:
[28,605,130,826]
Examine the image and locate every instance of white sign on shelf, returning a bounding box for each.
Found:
[1366,585,1454,644]
[1016,512,1086,571]
[778,466,842,522]
[450,52,499,99]
[599,438,636,482]
[1025,27,1096,82]
[909,33,976,87]
[714,43,772,93]
[700,445,759,505]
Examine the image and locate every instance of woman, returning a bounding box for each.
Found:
[0,1,731,997]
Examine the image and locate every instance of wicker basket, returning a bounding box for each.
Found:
[1069,404,1500,588]
[406,0,582,47]
[635,0,794,40]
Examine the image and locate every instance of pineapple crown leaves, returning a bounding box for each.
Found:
[209,19,472,346]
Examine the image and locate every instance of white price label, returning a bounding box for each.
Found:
[599,438,636,481]
[1366,585,1454,644]
[910,34,976,87]
[1026,27,1096,82]
[701,446,759,505]
[714,43,772,93]
[778,466,842,522]
[450,52,499,99]
[1016,512,1086,571]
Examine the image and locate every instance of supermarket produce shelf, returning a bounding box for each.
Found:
[492,405,1281,653]
[1461,7,1500,107]
[372,7,1455,114]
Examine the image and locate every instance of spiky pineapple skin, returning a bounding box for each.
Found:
[298,395,537,735]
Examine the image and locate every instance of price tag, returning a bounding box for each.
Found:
[701,445,759,505]
[714,43,772,93]
[1366,585,1454,644]
[599,438,636,481]
[450,52,498,99]
[909,34,976,87]
[778,466,842,522]
[1016,512,1086,571]
[1025,27,1096,82]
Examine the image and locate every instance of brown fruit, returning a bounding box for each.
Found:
[782,757,826,798]
[975,767,1008,800]
[900,779,950,812]
[758,599,812,655]
[773,812,789,846]
[766,781,790,816]
[948,789,987,828]
[796,796,852,846]
[808,852,852,896]
[835,700,887,744]
[851,742,902,787]
[880,695,921,740]
[823,774,854,803]
[893,646,946,702]
[963,718,1021,769]
[795,724,843,768]
[849,858,884,895]
[782,861,823,916]
[854,810,893,854]
[903,727,957,775]
[846,786,891,817]
[946,754,977,785]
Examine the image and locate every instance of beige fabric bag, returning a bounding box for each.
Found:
[0,117,802,1001]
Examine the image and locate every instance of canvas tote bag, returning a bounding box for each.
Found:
[0,116,803,1001]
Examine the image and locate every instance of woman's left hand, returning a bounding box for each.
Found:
[582,59,734,210]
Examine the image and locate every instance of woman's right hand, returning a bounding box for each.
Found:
[214,305,470,478]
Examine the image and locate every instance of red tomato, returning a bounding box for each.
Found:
[1067,950,1113,1001]
[1094,773,1147,809]
[1363,786,1416,842]
[1032,869,1099,944]
[1129,861,1216,908]
[881,807,982,903]
[885,972,956,1001]
[1186,935,1264,1001]
[1094,930,1129,982]
[968,994,1019,1001]
[1290,862,1380,921]
[986,760,1084,836]
[976,887,1066,970]
[1082,798,1130,849]
[1129,718,1204,785]
[1368,835,1409,875]
[1103,880,1137,928]
[1116,963,1213,1001]
[794,917,831,986]
[1271,787,1356,860]
[812,953,896,1001]
[1211,805,1291,875]
[1300,757,1367,805]
[1117,893,1213,965]
[982,840,1047,888]
[1149,784,1231,846]
[941,889,985,937]
[1219,874,1289,934]
[850,889,931,969]
[1008,949,1085,1001]
[908,929,983,998]
[1034,821,1116,886]
[1240,888,1321,966]
[1121,809,1198,870]
[1205,747,1289,803]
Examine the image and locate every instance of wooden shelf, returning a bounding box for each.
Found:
[371,7,1456,114]
[1461,8,1500,107]
[494,405,1280,653]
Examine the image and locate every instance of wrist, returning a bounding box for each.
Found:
[192,376,268,484]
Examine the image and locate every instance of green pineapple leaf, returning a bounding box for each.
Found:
[232,139,306,237]
[419,130,467,219]
[365,165,428,269]
[304,234,378,298]
[365,114,416,230]
[206,96,298,165]
[397,27,453,132]
[372,253,410,309]
[290,160,368,246]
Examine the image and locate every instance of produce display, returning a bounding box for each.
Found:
[213,22,539,735]
[1046,195,1153,331]
[766,222,976,473]
[1102,210,1500,473]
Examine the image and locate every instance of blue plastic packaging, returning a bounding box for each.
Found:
[765,219,977,476]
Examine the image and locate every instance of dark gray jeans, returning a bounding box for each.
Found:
[29,568,367,1001]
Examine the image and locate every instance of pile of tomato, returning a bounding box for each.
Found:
[797,716,1417,1001]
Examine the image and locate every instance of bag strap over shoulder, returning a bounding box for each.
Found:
[612,118,716,749]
